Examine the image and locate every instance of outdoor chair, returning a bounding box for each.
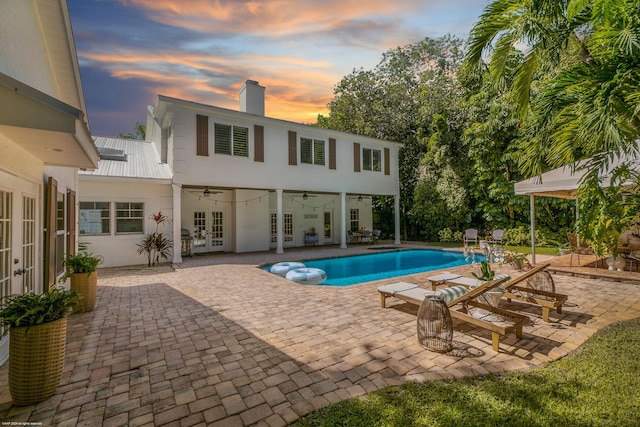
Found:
[567,232,596,267]
[464,228,479,245]
[348,230,358,244]
[372,229,381,243]
[378,276,528,352]
[489,229,504,244]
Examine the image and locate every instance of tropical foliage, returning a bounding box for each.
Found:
[317,34,575,242]
[0,287,79,328]
[465,0,640,178]
[315,0,640,244]
[137,212,173,267]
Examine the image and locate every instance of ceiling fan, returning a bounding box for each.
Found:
[202,186,223,197]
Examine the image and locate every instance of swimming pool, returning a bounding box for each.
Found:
[264,249,482,286]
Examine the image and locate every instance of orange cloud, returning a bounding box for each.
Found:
[119,0,421,36]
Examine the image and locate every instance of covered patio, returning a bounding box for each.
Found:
[0,246,638,425]
[514,155,640,273]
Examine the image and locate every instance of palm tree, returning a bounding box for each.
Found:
[464,0,640,178]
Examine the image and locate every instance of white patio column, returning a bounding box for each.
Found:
[530,195,536,265]
[394,194,401,245]
[172,183,183,264]
[276,188,284,254]
[340,192,347,248]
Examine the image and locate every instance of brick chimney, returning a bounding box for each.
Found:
[239,80,265,116]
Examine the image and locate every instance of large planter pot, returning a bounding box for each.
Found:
[9,317,67,405]
[70,271,97,312]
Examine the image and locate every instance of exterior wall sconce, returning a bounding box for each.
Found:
[203,187,211,197]
[358,195,363,202]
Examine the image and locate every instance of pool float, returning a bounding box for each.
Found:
[285,267,327,285]
[270,261,306,277]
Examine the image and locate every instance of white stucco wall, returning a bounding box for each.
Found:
[78,179,173,267]
[0,1,56,96]
[234,189,270,253]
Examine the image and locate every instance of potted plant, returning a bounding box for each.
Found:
[0,287,79,405]
[504,251,529,270]
[61,252,103,312]
[471,261,495,282]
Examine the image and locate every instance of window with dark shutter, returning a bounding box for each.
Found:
[254,125,264,162]
[329,138,336,170]
[363,148,372,171]
[373,149,381,172]
[196,115,209,156]
[353,143,361,172]
[384,147,390,175]
[233,126,249,157]
[300,137,313,164]
[288,131,297,165]
[313,139,325,165]
[214,123,231,155]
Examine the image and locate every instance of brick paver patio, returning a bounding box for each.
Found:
[0,244,639,426]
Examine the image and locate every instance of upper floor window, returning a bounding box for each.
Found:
[300,137,325,165]
[214,123,249,157]
[363,148,381,172]
[115,202,144,234]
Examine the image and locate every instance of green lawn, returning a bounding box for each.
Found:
[425,242,561,256]
[292,318,640,427]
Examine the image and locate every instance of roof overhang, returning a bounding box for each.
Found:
[0,72,99,169]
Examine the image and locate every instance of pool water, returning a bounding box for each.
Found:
[265,249,482,286]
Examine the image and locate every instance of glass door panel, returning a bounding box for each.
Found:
[210,211,223,247]
[0,191,11,339]
[193,211,207,248]
[22,196,35,294]
[323,210,332,243]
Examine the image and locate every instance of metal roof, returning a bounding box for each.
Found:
[80,137,172,180]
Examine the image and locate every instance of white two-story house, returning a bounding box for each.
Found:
[79,81,402,266]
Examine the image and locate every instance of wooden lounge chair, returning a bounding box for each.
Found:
[437,264,568,323]
[378,276,528,352]
[499,264,568,322]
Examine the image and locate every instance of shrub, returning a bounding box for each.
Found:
[438,228,454,242]
[503,226,530,246]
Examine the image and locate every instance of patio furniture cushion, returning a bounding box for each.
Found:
[434,285,467,304]
[377,282,419,295]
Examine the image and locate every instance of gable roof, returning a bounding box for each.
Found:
[80,136,172,181]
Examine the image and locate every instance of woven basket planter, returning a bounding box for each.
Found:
[70,271,97,312]
[9,317,67,405]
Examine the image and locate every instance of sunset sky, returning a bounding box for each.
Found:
[68,0,490,137]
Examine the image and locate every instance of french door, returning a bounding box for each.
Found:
[191,209,225,253]
[0,171,38,365]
